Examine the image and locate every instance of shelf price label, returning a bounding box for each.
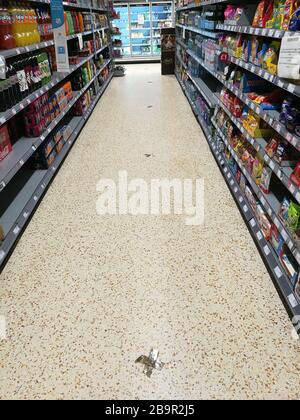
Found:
[0,181,6,192]
[13,225,20,235]
[0,55,6,80]
[288,294,298,309]
[274,266,283,278]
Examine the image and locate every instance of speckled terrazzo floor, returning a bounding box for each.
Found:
[1,64,300,400]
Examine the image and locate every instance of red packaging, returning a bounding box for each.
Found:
[290,160,300,187]
[0,125,12,161]
[233,97,243,118]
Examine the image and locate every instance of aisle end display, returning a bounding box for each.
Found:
[175,0,300,327]
[0,0,114,270]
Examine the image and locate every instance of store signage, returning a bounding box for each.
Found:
[50,0,70,72]
[278,33,300,81]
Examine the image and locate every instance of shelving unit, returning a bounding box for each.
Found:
[176,23,219,39]
[175,1,300,323]
[0,0,114,271]
[216,23,296,39]
[112,1,173,59]
[27,0,108,12]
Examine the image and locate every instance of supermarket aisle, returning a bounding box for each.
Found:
[1,64,300,400]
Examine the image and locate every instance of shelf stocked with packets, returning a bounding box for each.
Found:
[24,0,108,12]
[208,137,254,223]
[216,94,300,205]
[175,71,213,140]
[62,2,108,13]
[0,70,113,269]
[176,23,219,39]
[186,75,300,313]
[223,81,300,153]
[176,53,188,70]
[0,58,112,193]
[207,132,300,314]
[213,120,300,308]
[176,0,229,12]
[0,43,110,128]
[176,38,188,50]
[186,71,217,108]
[175,71,199,116]
[83,71,113,121]
[186,48,300,153]
[224,55,300,100]
[211,117,300,267]
[67,30,93,40]
[216,24,299,40]
[0,28,109,61]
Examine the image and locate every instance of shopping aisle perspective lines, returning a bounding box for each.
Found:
[1,64,300,400]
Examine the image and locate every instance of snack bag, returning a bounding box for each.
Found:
[273,1,286,28]
[245,154,255,174]
[263,0,275,27]
[286,201,300,233]
[235,34,243,58]
[290,160,300,187]
[261,213,272,240]
[240,73,265,93]
[265,136,279,158]
[246,112,261,136]
[260,167,272,193]
[252,154,264,185]
[279,197,290,223]
[274,141,288,163]
[289,6,300,30]
[250,37,259,64]
[282,0,299,30]
[257,42,269,67]
[270,224,284,255]
[245,185,258,212]
[266,0,280,27]
[233,97,243,118]
[262,41,280,75]
[252,0,274,28]
[253,1,267,27]
[224,5,237,21]
[242,39,251,62]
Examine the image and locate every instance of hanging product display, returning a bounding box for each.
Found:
[175,0,300,326]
